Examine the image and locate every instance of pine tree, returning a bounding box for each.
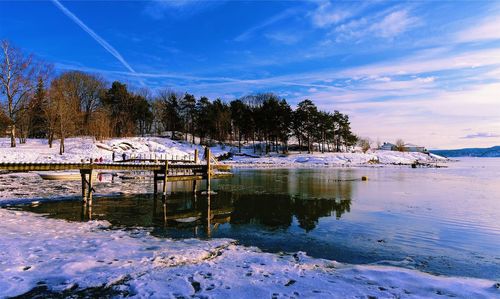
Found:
[29,77,48,138]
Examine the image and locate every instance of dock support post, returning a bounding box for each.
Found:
[206,191,211,238]
[162,160,168,225]
[206,148,211,193]
[87,169,94,207]
[153,170,158,196]
[194,149,198,164]
[162,160,168,198]
[80,170,87,202]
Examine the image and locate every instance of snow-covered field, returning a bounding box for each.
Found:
[0,137,219,163]
[228,151,446,168]
[1,208,497,298]
[0,137,446,167]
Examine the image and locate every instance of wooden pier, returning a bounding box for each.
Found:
[0,148,231,203]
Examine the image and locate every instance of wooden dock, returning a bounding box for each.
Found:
[0,148,231,203]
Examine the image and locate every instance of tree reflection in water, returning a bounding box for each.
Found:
[12,169,356,237]
[12,190,352,237]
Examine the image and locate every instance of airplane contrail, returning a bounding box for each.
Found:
[51,0,137,74]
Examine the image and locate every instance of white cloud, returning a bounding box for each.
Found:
[143,0,222,20]
[333,9,418,41]
[310,1,351,28]
[415,76,435,83]
[265,31,302,45]
[338,48,500,78]
[304,83,500,148]
[370,10,419,38]
[461,132,500,139]
[235,9,297,42]
[456,17,500,43]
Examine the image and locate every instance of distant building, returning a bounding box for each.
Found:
[379,142,396,151]
[403,143,427,153]
[379,142,427,153]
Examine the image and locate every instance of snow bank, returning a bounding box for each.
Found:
[0,138,446,168]
[0,137,224,163]
[0,208,496,298]
[228,150,447,168]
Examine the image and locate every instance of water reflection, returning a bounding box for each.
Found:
[15,189,352,238]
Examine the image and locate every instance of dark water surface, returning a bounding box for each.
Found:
[9,158,500,280]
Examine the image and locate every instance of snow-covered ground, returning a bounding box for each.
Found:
[0,137,229,163]
[1,208,497,298]
[0,137,446,167]
[227,150,446,168]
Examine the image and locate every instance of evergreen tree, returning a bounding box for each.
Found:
[277,99,292,153]
[230,99,247,152]
[28,77,48,138]
[295,99,318,153]
[180,93,196,143]
[132,94,153,136]
[101,81,134,137]
[195,96,212,145]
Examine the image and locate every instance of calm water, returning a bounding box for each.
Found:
[10,158,500,280]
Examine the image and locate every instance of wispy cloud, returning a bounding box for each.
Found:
[234,8,298,42]
[333,9,419,42]
[310,1,352,28]
[51,0,136,74]
[337,48,500,78]
[456,16,500,43]
[461,132,500,139]
[143,0,220,19]
[265,31,302,45]
[370,10,419,38]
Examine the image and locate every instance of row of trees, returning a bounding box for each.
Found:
[1,40,357,154]
[150,92,357,153]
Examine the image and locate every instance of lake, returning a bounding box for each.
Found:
[9,158,500,280]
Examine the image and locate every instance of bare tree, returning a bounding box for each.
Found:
[49,71,105,135]
[0,40,37,147]
[88,108,112,141]
[49,74,80,154]
[395,138,406,152]
[357,137,372,153]
[44,87,57,148]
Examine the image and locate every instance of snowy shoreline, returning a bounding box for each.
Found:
[0,208,497,298]
[0,137,447,166]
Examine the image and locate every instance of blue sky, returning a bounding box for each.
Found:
[1,0,500,149]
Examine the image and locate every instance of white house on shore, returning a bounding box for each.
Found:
[403,143,427,153]
[379,142,427,153]
[380,142,396,151]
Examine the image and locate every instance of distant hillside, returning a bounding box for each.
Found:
[430,146,500,157]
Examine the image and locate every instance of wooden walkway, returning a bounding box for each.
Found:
[0,161,230,172]
[0,148,231,203]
